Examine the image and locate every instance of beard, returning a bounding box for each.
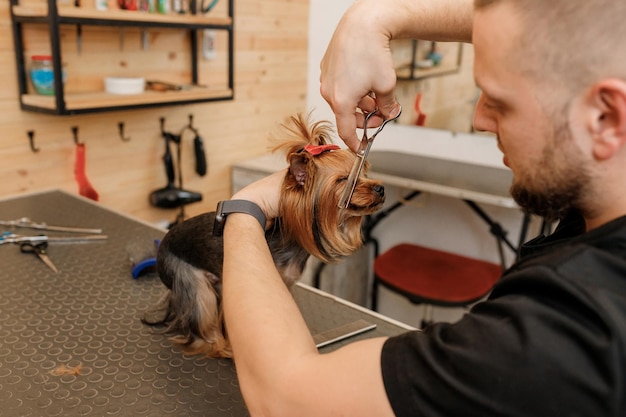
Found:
[509,121,591,222]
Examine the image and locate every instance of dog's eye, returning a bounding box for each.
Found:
[337,176,348,183]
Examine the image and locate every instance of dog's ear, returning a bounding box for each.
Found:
[288,152,316,186]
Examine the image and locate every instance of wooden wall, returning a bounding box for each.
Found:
[0,0,309,225]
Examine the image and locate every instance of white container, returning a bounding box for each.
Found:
[104,77,146,95]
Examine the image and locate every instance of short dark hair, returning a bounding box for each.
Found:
[474,0,626,95]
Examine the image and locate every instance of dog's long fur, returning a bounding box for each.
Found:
[143,113,385,358]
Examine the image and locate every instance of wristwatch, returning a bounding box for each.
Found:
[213,200,266,237]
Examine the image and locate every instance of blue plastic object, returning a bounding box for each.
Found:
[131,257,157,279]
[130,239,160,279]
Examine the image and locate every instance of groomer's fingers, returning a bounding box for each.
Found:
[333,109,360,152]
[231,169,286,222]
[374,92,402,122]
[357,95,378,116]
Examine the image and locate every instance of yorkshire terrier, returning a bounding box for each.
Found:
[144,113,385,358]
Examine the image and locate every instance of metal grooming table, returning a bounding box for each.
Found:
[0,190,412,417]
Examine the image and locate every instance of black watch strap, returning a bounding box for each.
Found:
[213,200,266,237]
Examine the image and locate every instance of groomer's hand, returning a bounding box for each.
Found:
[320,0,400,152]
[231,169,285,225]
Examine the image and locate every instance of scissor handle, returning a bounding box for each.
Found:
[20,241,47,253]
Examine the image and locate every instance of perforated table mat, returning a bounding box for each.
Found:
[0,190,411,416]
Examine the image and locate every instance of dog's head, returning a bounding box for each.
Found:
[272,113,385,263]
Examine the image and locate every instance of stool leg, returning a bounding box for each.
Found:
[421,304,434,328]
[371,278,379,311]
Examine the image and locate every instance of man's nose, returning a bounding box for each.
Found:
[472,93,496,133]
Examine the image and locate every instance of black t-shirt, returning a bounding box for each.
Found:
[381,211,626,416]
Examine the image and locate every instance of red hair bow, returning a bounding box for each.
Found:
[303,144,340,155]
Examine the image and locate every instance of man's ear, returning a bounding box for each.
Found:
[288,152,315,186]
[589,79,626,160]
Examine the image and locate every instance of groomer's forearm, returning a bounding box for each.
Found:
[222,214,318,403]
[366,0,474,42]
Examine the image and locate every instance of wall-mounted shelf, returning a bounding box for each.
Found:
[20,86,233,111]
[10,0,234,115]
[393,40,463,81]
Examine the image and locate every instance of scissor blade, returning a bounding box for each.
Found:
[38,253,59,273]
[0,218,102,234]
[36,224,103,234]
[0,234,108,245]
[45,235,108,243]
[338,140,374,209]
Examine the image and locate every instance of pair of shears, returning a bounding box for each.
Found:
[20,241,58,273]
[0,217,102,234]
[1,231,108,273]
[338,106,402,209]
[0,232,107,245]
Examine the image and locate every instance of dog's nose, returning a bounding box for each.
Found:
[373,184,385,197]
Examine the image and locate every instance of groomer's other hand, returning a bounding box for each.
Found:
[320,0,400,152]
[231,169,285,225]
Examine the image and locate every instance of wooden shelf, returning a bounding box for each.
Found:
[391,40,464,82]
[10,0,234,114]
[12,5,232,27]
[21,87,233,111]
[395,63,462,81]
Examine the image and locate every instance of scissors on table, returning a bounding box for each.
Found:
[338,105,402,209]
[0,232,107,244]
[20,241,59,273]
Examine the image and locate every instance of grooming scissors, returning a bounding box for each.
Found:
[0,232,108,245]
[338,106,402,209]
[20,241,58,273]
[0,217,102,234]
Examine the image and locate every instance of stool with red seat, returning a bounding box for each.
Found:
[371,243,502,327]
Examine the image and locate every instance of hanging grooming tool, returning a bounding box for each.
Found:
[0,217,102,234]
[149,118,202,210]
[193,132,207,176]
[0,232,108,245]
[183,114,207,176]
[73,127,99,201]
[338,105,402,209]
[163,129,177,187]
[414,92,427,126]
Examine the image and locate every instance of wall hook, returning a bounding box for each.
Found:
[179,113,197,137]
[159,116,166,134]
[72,126,82,145]
[118,122,131,142]
[27,130,40,153]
